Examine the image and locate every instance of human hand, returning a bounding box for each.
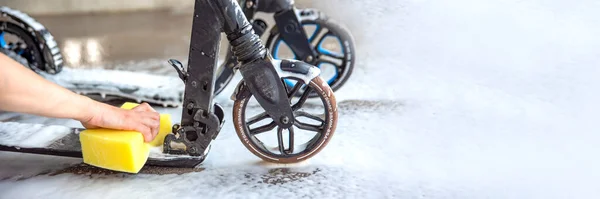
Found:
[81,102,160,142]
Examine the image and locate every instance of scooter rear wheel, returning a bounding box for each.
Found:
[0,7,63,74]
[266,10,356,98]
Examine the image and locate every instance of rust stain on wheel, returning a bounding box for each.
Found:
[233,77,338,164]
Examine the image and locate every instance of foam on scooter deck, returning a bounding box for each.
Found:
[79,102,172,173]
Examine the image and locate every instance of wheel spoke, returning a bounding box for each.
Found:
[295,111,325,124]
[309,25,324,44]
[294,119,323,132]
[287,128,294,154]
[287,81,303,98]
[313,30,344,60]
[317,59,343,68]
[277,127,286,154]
[250,121,276,135]
[246,112,270,126]
[305,136,320,151]
[276,127,295,155]
[319,50,345,61]
[292,86,313,110]
[282,79,290,93]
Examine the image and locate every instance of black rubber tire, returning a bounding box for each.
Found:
[265,11,356,97]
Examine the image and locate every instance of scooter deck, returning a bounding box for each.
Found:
[0,122,205,168]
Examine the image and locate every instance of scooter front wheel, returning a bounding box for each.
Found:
[233,76,337,163]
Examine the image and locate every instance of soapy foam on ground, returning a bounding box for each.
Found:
[0,122,74,148]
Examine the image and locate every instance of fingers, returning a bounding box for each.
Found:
[128,111,158,142]
[141,115,160,139]
[130,103,160,142]
[134,124,153,142]
[81,102,161,143]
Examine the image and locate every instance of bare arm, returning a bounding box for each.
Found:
[0,53,159,142]
[0,53,97,120]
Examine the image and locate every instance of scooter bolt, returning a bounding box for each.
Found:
[281,116,290,124]
[306,56,313,62]
[284,24,296,33]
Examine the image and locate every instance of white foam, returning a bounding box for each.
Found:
[0,122,73,148]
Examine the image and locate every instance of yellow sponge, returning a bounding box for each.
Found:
[119,102,140,110]
[79,102,172,173]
